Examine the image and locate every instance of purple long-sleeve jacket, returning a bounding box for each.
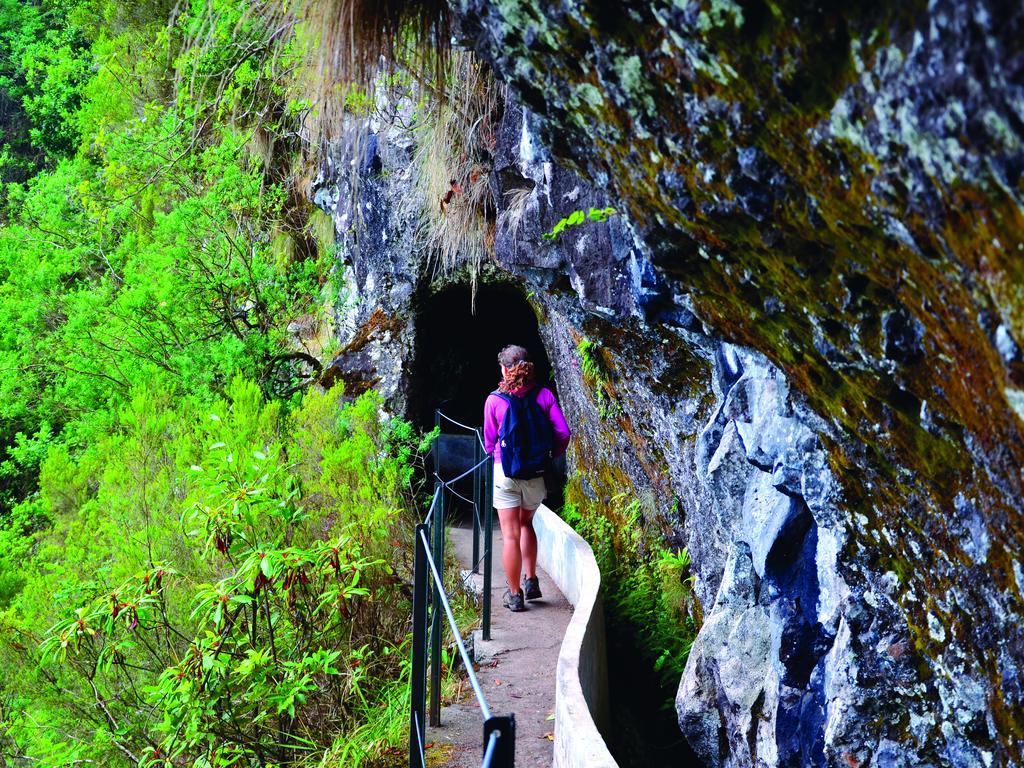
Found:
[483,385,571,466]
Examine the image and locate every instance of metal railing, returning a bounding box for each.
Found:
[409,410,514,768]
[434,409,495,639]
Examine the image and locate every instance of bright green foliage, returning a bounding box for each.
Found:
[575,337,620,419]
[0,0,92,184]
[576,337,601,382]
[1,381,425,766]
[0,2,438,765]
[541,206,617,241]
[562,489,698,696]
[0,0,325,522]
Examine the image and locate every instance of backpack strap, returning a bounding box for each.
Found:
[491,388,540,402]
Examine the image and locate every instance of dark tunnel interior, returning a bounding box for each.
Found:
[409,281,552,432]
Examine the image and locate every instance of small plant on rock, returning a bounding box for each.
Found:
[541,206,617,241]
[576,337,620,419]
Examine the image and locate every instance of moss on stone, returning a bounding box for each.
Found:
[457,0,1024,755]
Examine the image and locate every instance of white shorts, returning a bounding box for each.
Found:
[493,462,547,511]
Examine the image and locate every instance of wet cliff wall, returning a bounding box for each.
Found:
[312,1,1024,765]
[455,1,1024,765]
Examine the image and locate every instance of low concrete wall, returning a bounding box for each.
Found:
[533,505,619,768]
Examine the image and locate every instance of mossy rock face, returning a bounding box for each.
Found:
[455,0,1024,762]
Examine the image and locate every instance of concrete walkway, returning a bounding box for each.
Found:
[431,521,573,768]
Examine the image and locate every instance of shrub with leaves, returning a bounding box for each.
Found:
[0,2,446,765]
[2,381,425,766]
[562,486,698,694]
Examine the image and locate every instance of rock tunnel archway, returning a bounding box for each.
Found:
[409,280,552,432]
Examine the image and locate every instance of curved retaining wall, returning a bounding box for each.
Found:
[533,504,619,768]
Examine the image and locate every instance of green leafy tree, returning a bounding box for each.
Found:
[0,3,454,765]
[2,382,424,766]
[0,0,92,186]
[0,0,323,521]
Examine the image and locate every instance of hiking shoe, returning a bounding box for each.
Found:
[523,576,542,601]
[502,589,526,612]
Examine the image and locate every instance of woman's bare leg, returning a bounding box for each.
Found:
[497,507,523,593]
[520,507,538,580]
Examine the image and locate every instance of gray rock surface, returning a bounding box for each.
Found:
[678,541,773,768]
[678,345,850,768]
[312,108,424,409]
[311,1,1024,759]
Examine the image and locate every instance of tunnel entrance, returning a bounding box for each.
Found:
[409,281,551,432]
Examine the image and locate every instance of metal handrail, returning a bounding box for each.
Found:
[482,730,501,767]
[418,527,491,719]
[436,410,489,452]
[422,486,440,527]
[431,475,487,573]
[410,410,514,767]
[412,711,426,768]
[430,410,493,628]
[433,454,490,488]
[437,410,483,436]
[436,479,478,508]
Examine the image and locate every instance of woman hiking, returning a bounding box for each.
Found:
[483,345,571,612]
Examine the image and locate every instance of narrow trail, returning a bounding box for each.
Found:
[431,522,573,768]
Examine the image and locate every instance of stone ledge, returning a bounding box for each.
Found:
[533,504,618,768]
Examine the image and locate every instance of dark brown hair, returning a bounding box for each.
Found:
[497,344,528,367]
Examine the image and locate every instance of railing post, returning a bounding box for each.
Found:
[483,715,516,768]
[410,524,428,768]
[472,430,482,575]
[482,455,493,641]
[433,409,441,477]
[429,481,445,727]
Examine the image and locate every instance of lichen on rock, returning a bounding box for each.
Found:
[312,0,1024,762]
[447,0,1024,762]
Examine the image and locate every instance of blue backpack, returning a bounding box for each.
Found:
[493,388,554,479]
